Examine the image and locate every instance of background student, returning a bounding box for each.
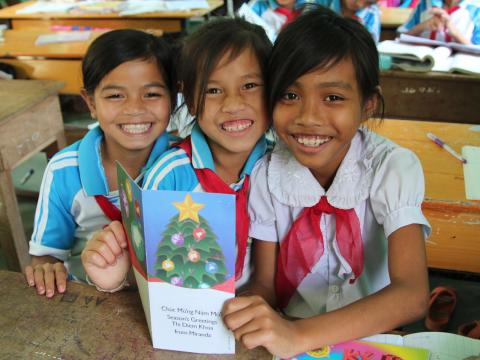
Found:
[312,0,382,42]
[81,17,272,292]
[398,0,480,44]
[222,7,430,358]
[24,29,177,297]
[246,0,303,38]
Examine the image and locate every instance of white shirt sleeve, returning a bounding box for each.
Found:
[248,155,278,242]
[369,147,431,239]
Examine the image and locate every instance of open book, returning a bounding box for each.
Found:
[378,40,480,75]
[398,34,480,56]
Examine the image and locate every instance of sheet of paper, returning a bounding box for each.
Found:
[119,0,208,15]
[361,334,404,346]
[16,1,75,14]
[462,145,480,200]
[404,332,480,360]
[35,31,91,45]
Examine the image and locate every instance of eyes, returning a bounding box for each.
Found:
[102,88,166,100]
[280,91,345,103]
[205,82,262,95]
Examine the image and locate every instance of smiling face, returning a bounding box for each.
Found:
[196,47,269,162]
[82,58,171,155]
[273,57,376,188]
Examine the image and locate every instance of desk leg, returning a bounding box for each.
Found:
[0,168,29,272]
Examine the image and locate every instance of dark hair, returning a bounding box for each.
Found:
[267,5,384,118]
[179,17,272,119]
[82,29,177,110]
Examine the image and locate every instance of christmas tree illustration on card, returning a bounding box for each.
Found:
[155,194,228,289]
[116,162,235,354]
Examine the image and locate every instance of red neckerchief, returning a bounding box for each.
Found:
[176,137,250,281]
[274,6,301,28]
[276,196,364,309]
[94,195,122,222]
[430,5,460,42]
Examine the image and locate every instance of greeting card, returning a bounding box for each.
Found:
[117,163,235,354]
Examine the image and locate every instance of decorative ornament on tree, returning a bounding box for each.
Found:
[131,222,145,262]
[188,249,201,263]
[120,187,129,218]
[170,276,183,286]
[192,227,206,242]
[124,179,133,202]
[205,261,218,274]
[134,200,141,218]
[170,232,184,246]
[162,259,175,272]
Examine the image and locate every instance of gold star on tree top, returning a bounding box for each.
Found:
[173,194,205,223]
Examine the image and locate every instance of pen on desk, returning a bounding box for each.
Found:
[20,168,35,185]
[426,132,467,164]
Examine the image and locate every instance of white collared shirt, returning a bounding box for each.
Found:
[248,128,431,318]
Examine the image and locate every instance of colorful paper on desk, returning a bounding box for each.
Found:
[116,162,235,354]
[365,332,480,360]
[463,146,480,200]
[35,31,91,45]
[273,339,429,359]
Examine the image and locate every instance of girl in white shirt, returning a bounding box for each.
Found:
[223,6,431,358]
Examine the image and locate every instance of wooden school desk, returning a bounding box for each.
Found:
[0,270,271,359]
[0,80,66,272]
[0,0,223,32]
[380,70,480,124]
[375,119,480,274]
[0,29,108,94]
[379,6,411,41]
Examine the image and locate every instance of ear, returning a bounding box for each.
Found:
[80,88,97,120]
[362,86,381,121]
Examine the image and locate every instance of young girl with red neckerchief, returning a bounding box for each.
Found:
[222,7,431,358]
[81,18,272,293]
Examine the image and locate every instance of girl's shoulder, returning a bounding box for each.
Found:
[142,145,192,190]
[255,142,324,208]
[361,128,421,174]
[327,128,421,208]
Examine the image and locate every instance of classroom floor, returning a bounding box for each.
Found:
[1,102,479,338]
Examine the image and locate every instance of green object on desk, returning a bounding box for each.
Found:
[379,54,393,71]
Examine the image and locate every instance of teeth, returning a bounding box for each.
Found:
[221,120,253,132]
[295,135,331,147]
[121,123,152,134]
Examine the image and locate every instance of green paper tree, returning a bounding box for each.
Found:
[154,195,227,289]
